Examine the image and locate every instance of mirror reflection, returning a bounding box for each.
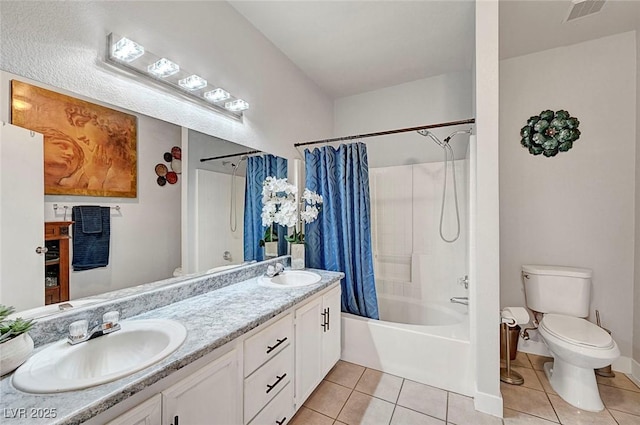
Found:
[184,129,289,275]
[1,77,287,316]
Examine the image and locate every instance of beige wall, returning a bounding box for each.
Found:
[500,32,637,359]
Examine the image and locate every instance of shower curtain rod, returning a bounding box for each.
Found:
[200,149,261,162]
[294,118,475,148]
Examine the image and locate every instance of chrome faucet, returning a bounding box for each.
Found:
[450,297,469,306]
[68,311,121,345]
[265,263,285,278]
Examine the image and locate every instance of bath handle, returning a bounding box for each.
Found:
[266,337,288,354]
[266,373,287,394]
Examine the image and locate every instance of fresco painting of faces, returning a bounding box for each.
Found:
[11,80,137,198]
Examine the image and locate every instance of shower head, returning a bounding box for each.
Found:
[444,129,473,144]
[417,129,447,148]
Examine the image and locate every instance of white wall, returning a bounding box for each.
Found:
[473,0,501,415]
[334,71,473,167]
[634,29,640,378]
[0,1,333,161]
[0,71,182,299]
[500,32,637,360]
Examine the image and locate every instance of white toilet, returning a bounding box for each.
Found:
[522,264,619,412]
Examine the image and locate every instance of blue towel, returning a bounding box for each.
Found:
[79,206,102,233]
[72,206,110,271]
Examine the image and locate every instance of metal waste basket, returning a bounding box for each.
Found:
[500,324,520,361]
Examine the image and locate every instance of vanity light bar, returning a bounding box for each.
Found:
[111,37,144,62]
[106,33,248,118]
[148,58,180,78]
[179,75,207,90]
[204,88,230,103]
[225,99,250,112]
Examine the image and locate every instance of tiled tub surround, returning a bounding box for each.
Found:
[0,259,344,425]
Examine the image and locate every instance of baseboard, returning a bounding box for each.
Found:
[611,356,632,374]
[474,390,503,417]
[631,358,640,387]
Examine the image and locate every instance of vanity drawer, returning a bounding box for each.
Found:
[244,313,292,377]
[244,345,292,422]
[248,381,293,425]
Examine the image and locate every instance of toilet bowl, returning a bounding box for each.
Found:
[521,264,620,412]
[538,313,619,412]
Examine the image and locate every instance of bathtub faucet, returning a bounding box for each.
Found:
[450,297,469,306]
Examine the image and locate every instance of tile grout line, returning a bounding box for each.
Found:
[542,391,561,424]
[387,378,406,425]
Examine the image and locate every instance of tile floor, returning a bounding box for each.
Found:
[290,354,640,425]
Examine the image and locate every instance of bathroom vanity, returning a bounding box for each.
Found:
[0,259,343,425]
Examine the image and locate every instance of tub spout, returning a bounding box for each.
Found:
[450,297,469,306]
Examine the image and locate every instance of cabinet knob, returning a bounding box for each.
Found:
[35,246,49,254]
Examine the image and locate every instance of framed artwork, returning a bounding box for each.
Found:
[10,80,137,198]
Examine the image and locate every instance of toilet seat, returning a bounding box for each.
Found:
[540,314,613,349]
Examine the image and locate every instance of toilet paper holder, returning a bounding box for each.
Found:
[500,307,530,385]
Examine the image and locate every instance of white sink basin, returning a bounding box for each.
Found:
[259,270,322,289]
[12,319,187,393]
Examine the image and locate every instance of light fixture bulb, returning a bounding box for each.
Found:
[204,88,230,103]
[225,99,249,112]
[178,75,207,91]
[112,37,145,62]
[147,58,180,77]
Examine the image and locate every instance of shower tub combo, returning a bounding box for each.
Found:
[341,293,472,396]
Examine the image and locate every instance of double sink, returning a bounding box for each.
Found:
[11,270,321,394]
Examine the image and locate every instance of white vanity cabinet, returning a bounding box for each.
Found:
[105,394,162,425]
[98,282,341,425]
[162,349,240,425]
[243,314,294,424]
[295,285,341,405]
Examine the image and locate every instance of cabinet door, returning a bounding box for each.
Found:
[321,286,342,376]
[105,394,161,425]
[294,297,323,406]
[163,349,240,425]
[0,124,44,311]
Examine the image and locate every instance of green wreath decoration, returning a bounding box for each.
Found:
[520,110,580,157]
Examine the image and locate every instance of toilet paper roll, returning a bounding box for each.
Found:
[501,307,530,327]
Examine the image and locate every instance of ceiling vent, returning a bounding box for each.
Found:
[564,0,606,22]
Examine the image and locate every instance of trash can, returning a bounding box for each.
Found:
[500,324,521,361]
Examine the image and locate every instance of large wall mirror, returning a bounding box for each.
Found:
[0,74,288,315]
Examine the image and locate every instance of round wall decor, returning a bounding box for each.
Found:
[520,110,580,157]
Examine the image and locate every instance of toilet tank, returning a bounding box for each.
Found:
[522,265,592,317]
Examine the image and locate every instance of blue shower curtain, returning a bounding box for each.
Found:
[305,143,379,319]
[244,155,288,262]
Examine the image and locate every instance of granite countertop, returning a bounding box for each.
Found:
[0,269,344,425]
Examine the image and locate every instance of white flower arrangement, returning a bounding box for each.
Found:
[261,177,323,244]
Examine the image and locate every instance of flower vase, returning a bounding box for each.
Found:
[290,243,305,270]
[264,241,279,258]
[0,333,34,376]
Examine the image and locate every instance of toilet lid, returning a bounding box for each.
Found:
[541,314,613,348]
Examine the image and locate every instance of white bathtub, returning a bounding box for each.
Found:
[341,293,473,396]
